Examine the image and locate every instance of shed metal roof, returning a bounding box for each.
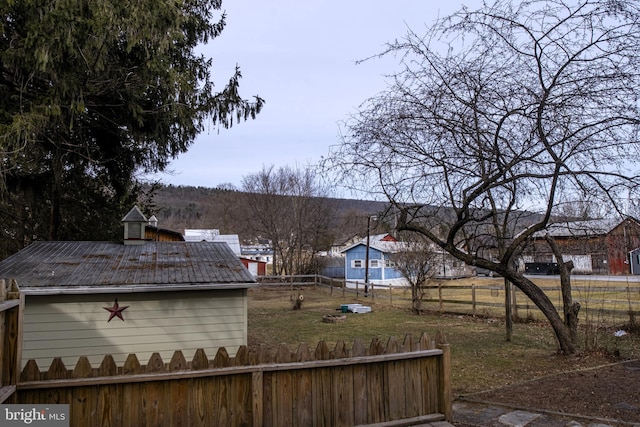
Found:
[0,241,255,295]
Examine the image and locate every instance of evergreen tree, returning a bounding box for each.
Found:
[0,0,263,256]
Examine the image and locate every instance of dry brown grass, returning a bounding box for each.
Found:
[248,284,640,396]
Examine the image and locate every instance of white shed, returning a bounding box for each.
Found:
[0,208,255,368]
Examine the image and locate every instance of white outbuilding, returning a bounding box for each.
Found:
[0,206,256,368]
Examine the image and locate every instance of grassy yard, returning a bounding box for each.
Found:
[248,284,640,396]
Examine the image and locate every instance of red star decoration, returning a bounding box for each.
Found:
[103,298,129,322]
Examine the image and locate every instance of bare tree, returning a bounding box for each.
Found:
[328,0,640,354]
[389,238,439,314]
[242,165,336,275]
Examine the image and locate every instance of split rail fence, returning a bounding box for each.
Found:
[257,275,640,325]
[421,283,640,323]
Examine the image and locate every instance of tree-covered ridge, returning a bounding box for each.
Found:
[150,183,389,246]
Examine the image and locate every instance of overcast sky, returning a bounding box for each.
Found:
[151,1,483,189]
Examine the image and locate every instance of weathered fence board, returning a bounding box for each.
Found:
[12,334,450,427]
[1,277,452,426]
[0,279,21,404]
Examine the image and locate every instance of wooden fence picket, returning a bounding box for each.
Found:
[47,357,68,380]
[168,350,187,371]
[213,347,231,368]
[234,345,250,366]
[352,338,366,357]
[314,340,330,360]
[98,355,118,376]
[191,348,208,370]
[73,357,93,378]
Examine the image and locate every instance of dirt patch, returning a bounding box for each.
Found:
[467,360,640,424]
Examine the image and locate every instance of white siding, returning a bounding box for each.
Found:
[552,254,593,273]
[247,262,258,276]
[22,289,248,368]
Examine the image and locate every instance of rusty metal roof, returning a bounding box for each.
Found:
[534,218,622,238]
[0,241,256,294]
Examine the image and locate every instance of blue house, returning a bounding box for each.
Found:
[341,234,408,286]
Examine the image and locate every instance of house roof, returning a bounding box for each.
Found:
[533,218,631,239]
[211,235,241,255]
[374,234,398,242]
[331,234,362,247]
[184,229,220,241]
[183,229,241,255]
[341,234,407,254]
[0,241,256,295]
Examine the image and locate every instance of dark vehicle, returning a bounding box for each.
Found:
[525,262,560,275]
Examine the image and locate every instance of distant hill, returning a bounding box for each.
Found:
[148,184,390,244]
[148,184,549,248]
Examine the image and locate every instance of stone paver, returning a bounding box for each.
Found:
[453,400,618,427]
[498,410,541,426]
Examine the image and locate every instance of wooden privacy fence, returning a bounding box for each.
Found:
[14,333,451,427]
[0,279,21,404]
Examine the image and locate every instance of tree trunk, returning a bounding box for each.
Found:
[545,235,580,346]
[272,243,279,275]
[49,149,63,240]
[411,282,420,314]
[508,273,577,355]
[505,277,512,342]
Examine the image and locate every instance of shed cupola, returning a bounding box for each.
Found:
[122,205,148,245]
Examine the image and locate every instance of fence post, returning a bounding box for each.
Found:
[511,284,518,321]
[437,341,453,421]
[472,284,476,316]
[0,279,5,393]
[438,283,443,313]
[0,279,9,396]
[1,282,21,404]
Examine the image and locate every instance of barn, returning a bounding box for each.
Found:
[524,217,640,275]
[0,206,256,368]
